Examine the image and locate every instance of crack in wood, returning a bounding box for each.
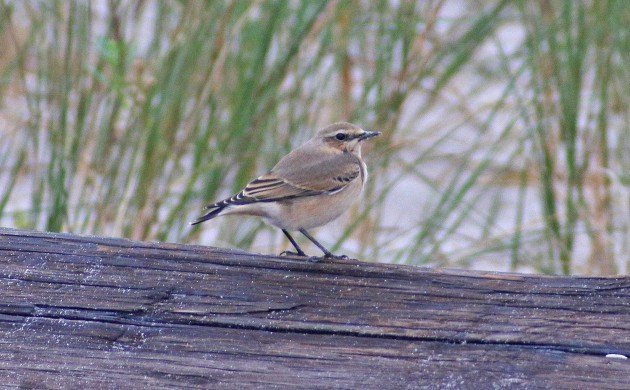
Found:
[0,302,626,358]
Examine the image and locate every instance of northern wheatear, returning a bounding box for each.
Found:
[192,122,380,260]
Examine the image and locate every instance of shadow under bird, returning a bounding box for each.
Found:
[192,122,380,261]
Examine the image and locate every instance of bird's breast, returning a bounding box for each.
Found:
[261,177,364,231]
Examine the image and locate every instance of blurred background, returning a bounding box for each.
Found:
[0,0,628,275]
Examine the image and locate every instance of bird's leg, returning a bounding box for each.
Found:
[280,229,307,257]
[299,229,348,260]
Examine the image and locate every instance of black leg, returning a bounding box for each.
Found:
[281,229,307,257]
[299,229,348,260]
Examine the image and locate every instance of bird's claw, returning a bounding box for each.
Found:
[280,250,307,257]
[279,250,322,263]
[279,250,349,262]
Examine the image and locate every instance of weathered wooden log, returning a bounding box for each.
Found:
[0,228,628,388]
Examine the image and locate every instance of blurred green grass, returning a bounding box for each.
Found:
[0,0,627,275]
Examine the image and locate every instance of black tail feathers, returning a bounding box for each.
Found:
[191,192,254,226]
[190,203,227,225]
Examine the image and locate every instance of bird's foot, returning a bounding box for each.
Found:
[279,250,307,257]
[279,250,322,263]
[324,253,349,260]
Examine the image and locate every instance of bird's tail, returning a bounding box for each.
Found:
[190,201,230,225]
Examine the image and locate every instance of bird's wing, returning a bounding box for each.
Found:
[194,149,362,225]
[238,151,362,202]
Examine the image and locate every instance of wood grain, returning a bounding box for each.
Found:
[0,228,628,388]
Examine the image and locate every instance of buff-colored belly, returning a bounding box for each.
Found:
[230,178,364,231]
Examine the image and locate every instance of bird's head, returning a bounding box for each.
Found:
[316,122,380,155]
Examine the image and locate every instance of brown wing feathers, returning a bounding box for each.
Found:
[192,152,362,225]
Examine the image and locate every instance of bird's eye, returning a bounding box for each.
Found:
[335,133,347,141]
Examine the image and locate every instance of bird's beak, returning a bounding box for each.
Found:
[358,131,381,141]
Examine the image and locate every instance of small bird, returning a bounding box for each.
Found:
[192,122,380,260]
